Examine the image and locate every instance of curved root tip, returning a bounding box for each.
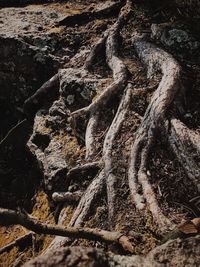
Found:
[118,235,134,254]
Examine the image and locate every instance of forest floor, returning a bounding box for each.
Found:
[0,1,200,266]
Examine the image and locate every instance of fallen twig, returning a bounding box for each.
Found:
[0,232,33,254]
[0,208,134,253]
[0,119,27,147]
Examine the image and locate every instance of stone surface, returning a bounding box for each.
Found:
[0,3,72,129]
[24,236,200,267]
[27,101,68,192]
[151,23,200,60]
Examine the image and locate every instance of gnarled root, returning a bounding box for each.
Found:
[72,0,131,159]
[47,1,132,250]
[71,0,131,224]
[168,118,200,189]
[104,87,132,223]
[128,36,182,232]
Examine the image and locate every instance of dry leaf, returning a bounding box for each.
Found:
[178,221,198,234]
[192,218,200,229]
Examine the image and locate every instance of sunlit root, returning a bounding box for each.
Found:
[128,36,181,232]
[52,191,83,203]
[72,1,130,161]
[168,118,200,190]
[104,87,132,223]
[71,1,131,119]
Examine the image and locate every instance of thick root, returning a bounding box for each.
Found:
[104,87,132,223]
[168,118,200,190]
[128,36,181,232]
[85,112,100,160]
[46,171,105,251]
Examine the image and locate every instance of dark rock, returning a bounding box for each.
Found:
[24,236,200,267]
[151,23,200,60]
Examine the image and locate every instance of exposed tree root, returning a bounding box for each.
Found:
[52,191,83,203]
[67,0,131,228]
[72,0,130,159]
[104,87,132,224]
[128,35,182,232]
[69,170,105,228]
[168,118,200,189]
[18,0,200,260]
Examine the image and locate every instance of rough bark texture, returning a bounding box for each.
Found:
[0,0,200,266]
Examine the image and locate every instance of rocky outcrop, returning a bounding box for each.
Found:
[24,236,200,267]
[151,23,200,60]
[0,3,72,126]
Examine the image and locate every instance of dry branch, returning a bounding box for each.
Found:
[0,232,33,254]
[0,208,133,253]
[0,119,27,147]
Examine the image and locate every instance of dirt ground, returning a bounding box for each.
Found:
[0,1,200,266]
